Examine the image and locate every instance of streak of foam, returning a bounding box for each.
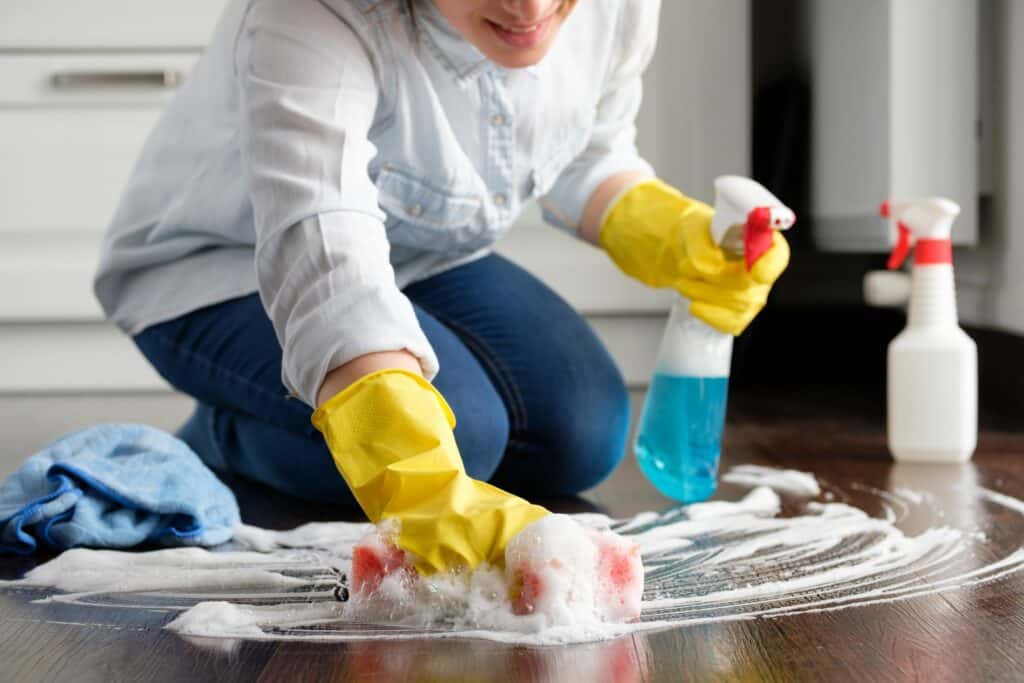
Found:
[721,465,822,497]
[3,467,1024,645]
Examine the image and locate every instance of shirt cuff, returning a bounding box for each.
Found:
[539,154,654,234]
[261,212,439,407]
[282,281,438,408]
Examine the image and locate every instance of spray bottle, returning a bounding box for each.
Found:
[880,198,977,463]
[634,176,795,502]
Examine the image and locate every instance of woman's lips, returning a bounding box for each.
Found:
[486,14,554,49]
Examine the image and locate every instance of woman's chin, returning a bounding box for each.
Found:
[488,48,548,69]
[474,22,559,69]
[478,37,555,69]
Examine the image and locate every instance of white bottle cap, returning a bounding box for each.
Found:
[881,198,960,241]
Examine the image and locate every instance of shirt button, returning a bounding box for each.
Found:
[409,204,423,217]
[493,193,507,207]
[491,113,505,127]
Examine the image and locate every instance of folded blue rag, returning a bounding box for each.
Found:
[0,424,240,555]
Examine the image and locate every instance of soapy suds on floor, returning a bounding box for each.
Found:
[721,464,822,496]
[5,465,1024,645]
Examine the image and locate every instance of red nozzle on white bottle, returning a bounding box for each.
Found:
[880,198,959,270]
[878,197,976,464]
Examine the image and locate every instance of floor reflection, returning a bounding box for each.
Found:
[337,635,649,683]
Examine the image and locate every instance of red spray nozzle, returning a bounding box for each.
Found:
[744,207,774,270]
[887,223,913,270]
[880,197,959,269]
[881,199,912,269]
[743,206,795,270]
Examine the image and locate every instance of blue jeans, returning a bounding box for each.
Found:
[133,254,630,504]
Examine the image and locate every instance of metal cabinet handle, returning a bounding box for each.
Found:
[50,69,185,89]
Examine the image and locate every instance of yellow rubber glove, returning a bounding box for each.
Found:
[600,178,790,336]
[311,368,549,575]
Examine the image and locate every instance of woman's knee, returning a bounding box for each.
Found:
[495,356,631,497]
[543,367,631,495]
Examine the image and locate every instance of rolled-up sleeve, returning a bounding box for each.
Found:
[236,0,438,406]
[540,0,660,233]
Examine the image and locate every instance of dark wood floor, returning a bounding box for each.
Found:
[2,384,1023,682]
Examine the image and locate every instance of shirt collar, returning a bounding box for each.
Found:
[417,1,542,82]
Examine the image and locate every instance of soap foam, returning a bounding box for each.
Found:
[684,485,781,519]
[504,514,642,624]
[5,466,1024,646]
[721,465,822,497]
[340,514,642,633]
[505,514,598,622]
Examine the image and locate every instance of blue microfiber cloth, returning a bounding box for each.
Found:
[0,424,240,555]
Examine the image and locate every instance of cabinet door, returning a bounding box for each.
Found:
[0,53,200,321]
[0,1,228,49]
[0,53,199,234]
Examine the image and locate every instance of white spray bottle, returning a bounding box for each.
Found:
[634,176,795,502]
[880,198,977,463]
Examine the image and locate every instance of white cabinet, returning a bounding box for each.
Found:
[0,53,202,324]
[0,54,200,234]
[0,1,224,49]
[0,4,215,391]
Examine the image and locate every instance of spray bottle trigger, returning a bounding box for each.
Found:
[743,206,775,271]
[887,223,913,270]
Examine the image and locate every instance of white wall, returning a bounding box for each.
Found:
[990,0,1024,334]
[636,0,751,199]
[958,0,1024,335]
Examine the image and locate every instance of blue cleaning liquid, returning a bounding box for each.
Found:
[634,373,729,503]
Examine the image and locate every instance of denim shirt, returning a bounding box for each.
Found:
[94,0,658,406]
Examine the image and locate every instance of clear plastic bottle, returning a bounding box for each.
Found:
[634,296,733,502]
